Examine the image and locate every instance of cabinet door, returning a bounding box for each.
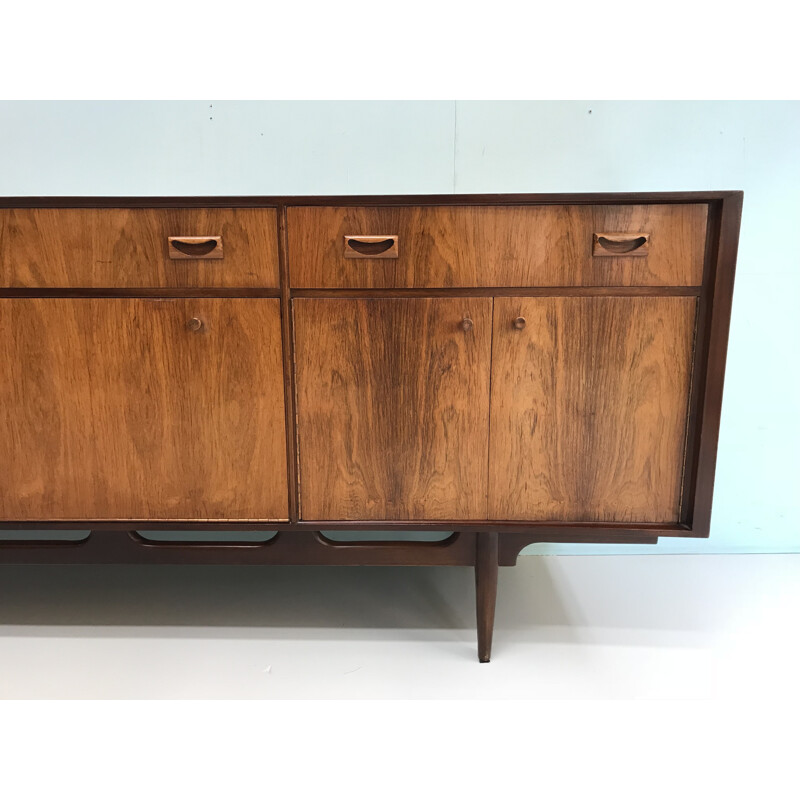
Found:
[489,296,696,523]
[294,298,492,520]
[0,298,288,521]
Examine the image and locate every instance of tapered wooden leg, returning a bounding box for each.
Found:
[475,531,499,662]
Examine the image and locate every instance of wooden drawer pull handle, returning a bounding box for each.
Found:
[461,318,474,332]
[593,233,650,257]
[169,236,223,259]
[344,235,399,259]
[513,317,526,330]
[187,317,204,332]
[598,235,647,253]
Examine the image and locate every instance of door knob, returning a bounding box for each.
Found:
[513,317,526,330]
[187,317,204,332]
[461,318,474,332]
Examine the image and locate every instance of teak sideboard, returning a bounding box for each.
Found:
[0,192,743,661]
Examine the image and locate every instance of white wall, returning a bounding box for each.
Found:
[1,101,797,554]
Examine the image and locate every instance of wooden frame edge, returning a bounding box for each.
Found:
[276,204,300,522]
[681,191,743,536]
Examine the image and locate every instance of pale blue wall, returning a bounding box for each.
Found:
[0,101,797,554]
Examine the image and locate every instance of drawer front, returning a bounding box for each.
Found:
[287,204,707,288]
[0,298,289,521]
[0,208,280,288]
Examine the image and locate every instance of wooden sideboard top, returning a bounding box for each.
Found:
[0,191,743,208]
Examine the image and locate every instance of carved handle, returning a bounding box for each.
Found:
[461,318,474,332]
[513,317,526,330]
[169,236,224,260]
[593,232,650,257]
[344,235,399,259]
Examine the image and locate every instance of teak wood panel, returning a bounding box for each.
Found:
[489,297,697,523]
[287,205,707,288]
[293,298,492,520]
[0,298,288,521]
[0,208,280,288]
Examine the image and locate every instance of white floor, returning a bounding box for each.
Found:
[1,554,798,699]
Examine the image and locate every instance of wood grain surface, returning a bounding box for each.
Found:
[287,204,707,288]
[293,298,492,520]
[488,296,697,522]
[0,208,279,288]
[0,298,288,521]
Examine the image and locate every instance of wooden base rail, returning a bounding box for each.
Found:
[0,529,659,566]
[0,529,658,661]
[0,530,473,566]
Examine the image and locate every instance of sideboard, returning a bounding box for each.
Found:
[0,192,743,661]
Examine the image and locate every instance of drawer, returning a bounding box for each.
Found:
[0,208,280,289]
[287,204,707,288]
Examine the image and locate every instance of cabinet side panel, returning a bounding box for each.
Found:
[489,296,697,522]
[294,298,492,520]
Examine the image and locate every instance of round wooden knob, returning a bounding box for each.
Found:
[187,317,204,332]
[461,318,474,332]
[513,316,526,330]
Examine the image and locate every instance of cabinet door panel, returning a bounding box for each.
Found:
[294,298,492,520]
[0,298,288,521]
[489,297,696,522]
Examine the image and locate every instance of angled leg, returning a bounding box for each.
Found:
[474,531,499,662]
